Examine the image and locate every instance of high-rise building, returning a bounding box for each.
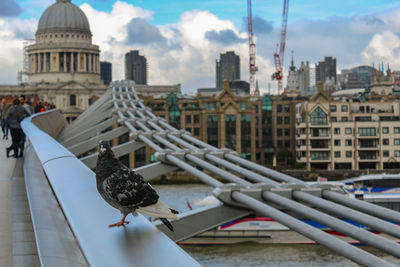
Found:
[100,61,112,85]
[296,61,310,94]
[125,50,147,85]
[216,51,240,89]
[316,56,337,84]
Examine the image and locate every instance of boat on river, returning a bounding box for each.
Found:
[179,174,400,245]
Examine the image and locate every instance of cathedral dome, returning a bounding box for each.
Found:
[36,0,91,35]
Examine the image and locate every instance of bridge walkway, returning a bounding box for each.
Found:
[0,138,40,267]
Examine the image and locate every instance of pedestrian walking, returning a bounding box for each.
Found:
[0,98,10,140]
[5,99,29,158]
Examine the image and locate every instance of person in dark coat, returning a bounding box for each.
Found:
[5,99,30,158]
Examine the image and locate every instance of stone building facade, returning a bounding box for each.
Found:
[0,0,107,120]
[296,87,400,170]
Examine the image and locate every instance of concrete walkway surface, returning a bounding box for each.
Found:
[0,137,39,267]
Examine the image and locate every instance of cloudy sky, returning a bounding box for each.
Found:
[1,0,400,94]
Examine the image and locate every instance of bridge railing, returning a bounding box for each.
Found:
[21,110,200,267]
[20,80,400,267]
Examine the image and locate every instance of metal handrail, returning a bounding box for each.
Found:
[21,111,200,267]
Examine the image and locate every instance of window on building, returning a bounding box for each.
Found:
[277,104,282,112]
[225,114,236,150]
[310,106,328,125]
[285,140,290,147]
[331,117,337,122]
[193,128,199,136]
[383,151,389,157]
[284,116,290,124]
[310,151,329,160]
[330,105,337,112]
[334,140,340,146]
[207,115,218,147]
[70,94,76,106]
[341,117,348,122]
[334,151,341,158]
[204,103,215,110]
[395,139,400,145]
[193,115,200,123]
[345,139,352,146]
[284,104,290,112]
[346,151,352,158]
[341,105,348,112]
[241,114,251,156]
[383,139,389,145]
[284,128,290,136]
[359,127,376,136]
[395,151,400,157]
[277,128,283,136]
[277,140,283,148]
[345,128,352,134]
[383,127,389,134]
[334,128,340,134]
[185,115,191,123]
[277,116,283,124]
[186,128,191,132]
[395,127,400,134]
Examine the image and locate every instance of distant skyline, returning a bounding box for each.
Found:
[1,0,400,93]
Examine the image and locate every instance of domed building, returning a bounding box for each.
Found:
[28,0,101,84]
[0,0,107,121]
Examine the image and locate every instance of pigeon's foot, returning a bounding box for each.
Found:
[109,221,130,227]
[108,215,130,227]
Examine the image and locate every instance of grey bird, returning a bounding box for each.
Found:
[95,140,178,230]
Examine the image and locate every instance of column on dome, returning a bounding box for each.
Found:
[29,55,33,73]
[43,53,47,72]
[71,52,74,72]
[38,53,42,73]
[64,52,67,72]
[59,52,63,72]
[86,53,89,72]
[51,52,59,72]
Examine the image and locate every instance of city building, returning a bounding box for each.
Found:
[100,61,112,85]
[125,50,147,85]
[285,57,301,97]
[216,51,240,89]
[296,86,400,170]
[134,84,181,96]
[370,66,394,95]
[341,65,375,89]
[0,0,107,120]
[296,61,310,95]
[316,56,337,84]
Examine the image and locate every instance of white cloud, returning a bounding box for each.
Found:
[362,31,400,69]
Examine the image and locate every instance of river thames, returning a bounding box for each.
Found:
[154,184,400,266]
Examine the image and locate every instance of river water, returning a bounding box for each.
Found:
[154,184,400,266]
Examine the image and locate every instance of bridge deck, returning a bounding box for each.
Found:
[0,138,39,267]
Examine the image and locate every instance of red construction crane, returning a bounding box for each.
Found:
[247,0,258,96]
[272,0,289,94]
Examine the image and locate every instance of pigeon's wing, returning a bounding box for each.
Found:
[102,168,159,209]
[137,200,179,220]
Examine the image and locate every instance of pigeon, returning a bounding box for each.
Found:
[95,140,179,231]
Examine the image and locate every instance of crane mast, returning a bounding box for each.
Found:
[272,0,289,94]
[247,0,258,96]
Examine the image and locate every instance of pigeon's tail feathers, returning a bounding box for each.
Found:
[137,200,179,220]
[161,218,174,232]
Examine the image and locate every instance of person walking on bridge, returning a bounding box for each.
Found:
[5,99,29,158]
[0,98,10,140]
